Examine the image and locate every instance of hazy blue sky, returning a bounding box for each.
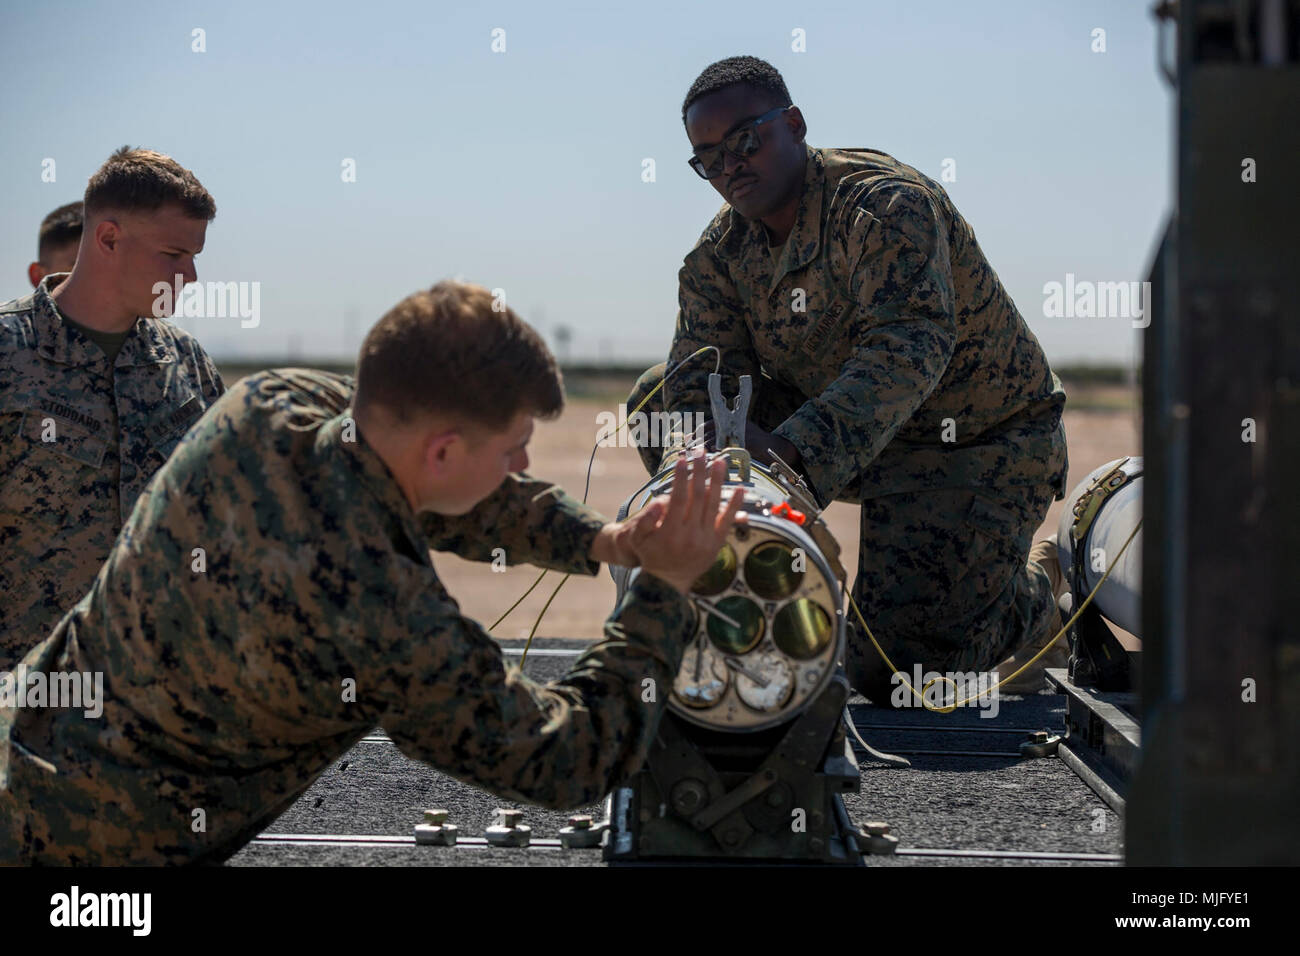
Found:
[0,0,1171,367]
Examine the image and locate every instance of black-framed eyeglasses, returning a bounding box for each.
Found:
[687,106,791,180]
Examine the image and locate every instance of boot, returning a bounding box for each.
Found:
[993,534,1071,694]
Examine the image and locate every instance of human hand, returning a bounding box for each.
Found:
[590,518,643,567]
[627,451,747,594]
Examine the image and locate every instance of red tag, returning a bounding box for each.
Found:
[771,502,806,526]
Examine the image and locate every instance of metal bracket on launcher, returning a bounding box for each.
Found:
[707,373,752,450]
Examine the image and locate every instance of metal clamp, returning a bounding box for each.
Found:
[765,449,821,520]
[559,815,605,849]
[485,808,532,847]
[851,821,900,855]
[1070,456,1134,544]
[707,373,752,450]
[1019,731,1061,758]
[414,809,459,846]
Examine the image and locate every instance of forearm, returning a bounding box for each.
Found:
[421,473,608,575]
[777,183,959,504]
[773,319,954,505]
[382,572,693,808]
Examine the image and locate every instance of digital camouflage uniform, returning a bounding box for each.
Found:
[0,274,225,667]
[0,369,692,864]
[629,145,1068,701]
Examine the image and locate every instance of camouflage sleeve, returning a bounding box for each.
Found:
[419,473,608,575]
[661,220,761,462]
[192,337,226,401]
[773,184,957,505]
[373,569,693,808]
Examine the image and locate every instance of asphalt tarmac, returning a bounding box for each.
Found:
[230,638,1123,867]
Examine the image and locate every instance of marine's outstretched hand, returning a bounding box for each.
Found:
[628,450,747,594]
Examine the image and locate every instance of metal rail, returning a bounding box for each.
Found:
[852,747,1024,758]
[250,832,1119,863]
[1044,668,1140,797]
[254,832,565,849]
[897,847,1120,863]
[498,647,587,657]
[851,722,1053,735]
[360,734,1033,757]
[1058,741,1127,815]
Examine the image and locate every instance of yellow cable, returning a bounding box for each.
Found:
[852,520,1142,711]
[488,567,548,631]
[516,574,571,665]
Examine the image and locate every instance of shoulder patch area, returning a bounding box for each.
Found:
[834,177,943,255]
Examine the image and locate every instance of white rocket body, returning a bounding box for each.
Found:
[1056,456,1143,638]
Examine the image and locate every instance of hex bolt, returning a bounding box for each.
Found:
[670,778,707,817]
[1019,731,1061,758]
[413,808,458,846]
[559,814,604,849]
[485,807,531,847]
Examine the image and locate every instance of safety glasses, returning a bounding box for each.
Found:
[687,106,791,180]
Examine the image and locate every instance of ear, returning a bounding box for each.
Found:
[787,106,807,144]
[94,218,121,255]
[27,262,43,288]
[422,428,462,476]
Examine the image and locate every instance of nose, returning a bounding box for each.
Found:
[182,258,198,286]
[510,449,529,473]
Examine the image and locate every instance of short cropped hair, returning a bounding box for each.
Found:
[354,280,564,433]
[682,55,793,126]
[38,201,84,262]
[83,146,216,221]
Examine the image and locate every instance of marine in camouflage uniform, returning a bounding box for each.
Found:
[0,274,225,666]
[0,369,693,865]
[630,144,1068,701]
